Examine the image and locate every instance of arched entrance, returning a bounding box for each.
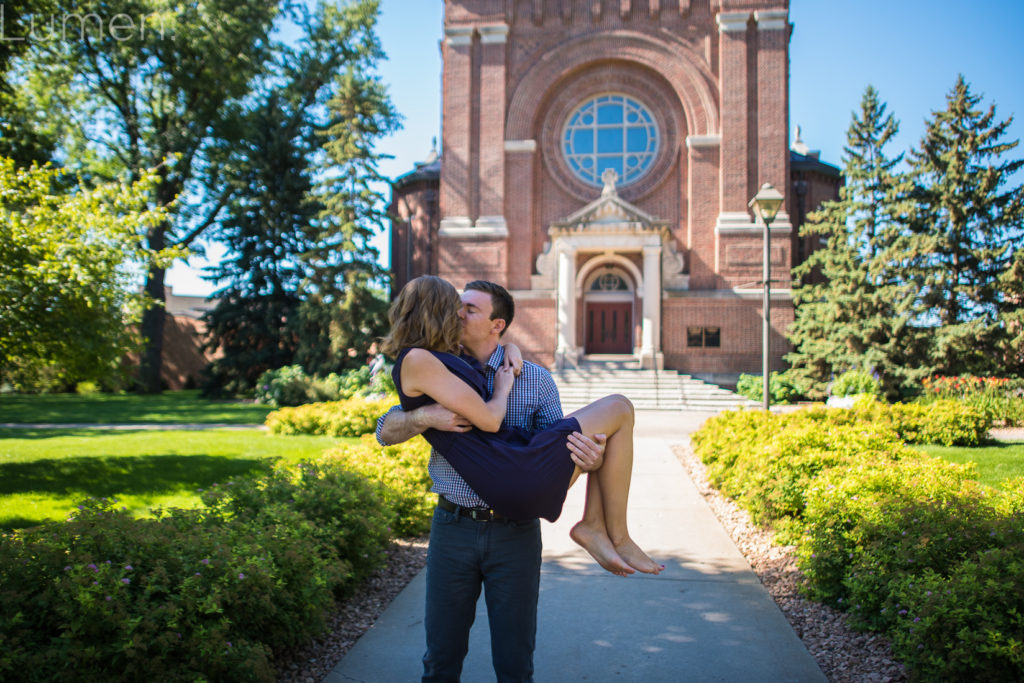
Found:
[583,268,634,354]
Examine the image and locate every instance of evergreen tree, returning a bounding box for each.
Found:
[201,0,395,393]
[200,95,311,395]
[906,75,1024,376]
[996,244,1024,376]
[787,86,923,398]
[297,5,399,376]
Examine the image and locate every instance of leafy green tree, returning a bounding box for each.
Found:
[14,0,280,391]
[0,158,175,390]
[788,86,924,398]
[905,75,1024,377]
[0,0,59,166]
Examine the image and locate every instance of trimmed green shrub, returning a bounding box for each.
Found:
[265,396,395,437]
[692,406,1024,681]
[320,434,434,537]
[255,365,389,407]
[0,458,395,681]
[831,369,882,398]
[736,370,807,404]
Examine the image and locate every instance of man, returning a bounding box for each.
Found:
[376,280,604,682]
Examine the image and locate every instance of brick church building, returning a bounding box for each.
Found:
[390,0,839,385]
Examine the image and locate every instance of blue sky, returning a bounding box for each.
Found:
[167,0,1024,296]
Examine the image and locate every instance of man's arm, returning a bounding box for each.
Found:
[376,404,472,446]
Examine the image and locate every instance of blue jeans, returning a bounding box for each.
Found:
[422,504,542,683]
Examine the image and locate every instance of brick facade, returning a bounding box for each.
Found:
[390,0,840,382]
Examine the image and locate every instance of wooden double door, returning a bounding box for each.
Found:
[585,301,633,354]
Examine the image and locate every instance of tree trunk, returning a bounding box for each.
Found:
[139,265,167,393]
[139,217,169,393]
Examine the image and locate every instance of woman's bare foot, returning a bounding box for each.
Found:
[614,537,663,575]
[570,522,634,576]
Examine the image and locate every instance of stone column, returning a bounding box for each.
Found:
[477,24,508,231]
[555,241,578,368]
[716,11,752,228]
[440,25,473,231]
[639,245,663,369]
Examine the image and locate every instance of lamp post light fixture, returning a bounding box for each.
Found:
[749,183,785,411]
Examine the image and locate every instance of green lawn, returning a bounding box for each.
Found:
[915,438,1024,490]
[0,390,273,425]
[0,428,357,530]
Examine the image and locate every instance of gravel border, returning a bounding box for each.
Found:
[672,440,907,683]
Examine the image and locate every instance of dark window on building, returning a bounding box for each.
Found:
[687,326,721,348]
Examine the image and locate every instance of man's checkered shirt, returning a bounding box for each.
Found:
[375,345,564,509]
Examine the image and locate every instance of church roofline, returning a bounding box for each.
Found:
[790,149,840,177]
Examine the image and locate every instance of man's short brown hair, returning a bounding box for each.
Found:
[464,280,514,336]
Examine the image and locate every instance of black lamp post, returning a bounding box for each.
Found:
[748,183,785,411]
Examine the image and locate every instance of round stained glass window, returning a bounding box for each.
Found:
[562,94,658,188]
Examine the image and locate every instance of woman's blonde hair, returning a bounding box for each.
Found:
[380,275,462,357]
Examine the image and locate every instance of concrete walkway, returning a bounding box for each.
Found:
[325,410,826,682]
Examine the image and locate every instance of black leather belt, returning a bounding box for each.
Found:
[437,495,508,522]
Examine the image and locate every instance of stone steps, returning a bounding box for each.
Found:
[552,361,759,412]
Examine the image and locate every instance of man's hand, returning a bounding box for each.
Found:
[379,404,472,445]
[414,403,473,433]
[567,432,606,471]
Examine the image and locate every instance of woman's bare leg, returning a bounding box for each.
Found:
[567,395,662,575]
[569,469,634,576]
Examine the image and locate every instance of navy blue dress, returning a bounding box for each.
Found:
[393,348,580,522]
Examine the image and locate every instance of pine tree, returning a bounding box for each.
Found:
[906,75,1024,376]
[201,0,395,393]
[200,95,312,395]
[298,2,400,376]
[787,86,924,398]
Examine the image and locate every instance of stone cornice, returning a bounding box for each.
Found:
[717,11,751,33]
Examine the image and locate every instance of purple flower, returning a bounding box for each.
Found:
[124,565,133,571]
[121,578,131,585]
[105,596,112,601]
[195,572,201,576]
[88,563,98,572]
[914,617,920,623]
[898,609,908,615]
[238,572,245,579]
[64,566,71,572]
[200,559,210,565]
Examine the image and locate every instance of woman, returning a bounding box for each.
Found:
[381,275,661,577]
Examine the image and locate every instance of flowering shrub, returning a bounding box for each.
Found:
[0,457,398,681]
[265,396,395,437]
[919,375,1024,426]
[692,408,1024,680]
[887,541,1024,679]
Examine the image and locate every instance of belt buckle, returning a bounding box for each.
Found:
[469,508,493,522]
